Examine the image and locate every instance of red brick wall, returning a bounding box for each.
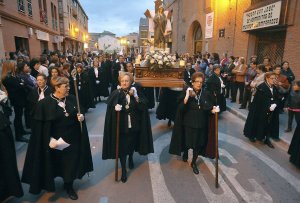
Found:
[283,0,300,80]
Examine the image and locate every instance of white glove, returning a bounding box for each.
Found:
[49,137,58,149]
[77,113,84,122]
[115,104,122,111]
[117,85,121,89]
[269,103,277,111]
[221,84,226,88]
[184,87,193,104]
[185,87,193,98]
[130,87,138,98]
[211,106,220,114]
[96,80,100,84]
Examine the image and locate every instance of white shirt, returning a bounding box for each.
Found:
[38,65,49,77]
[94,68,99,78]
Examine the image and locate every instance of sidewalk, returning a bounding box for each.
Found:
[225,98,295,146]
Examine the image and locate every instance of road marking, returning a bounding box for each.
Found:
[219,148,238,164]
[148,132,176,203]
[216,149,272,202]
[219,133,300,194]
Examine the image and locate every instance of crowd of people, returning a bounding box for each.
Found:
[0,50,299,202]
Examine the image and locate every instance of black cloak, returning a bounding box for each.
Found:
[169,88,217,159]
[70,71,95,112]
[206,73,226,112]
[88,67,109,98]
[102,88,154,160]
[0,112,24,201]
[288,112,300,167]
[27,86,53,116]
[244,82,280,140]
[21,95,93,194]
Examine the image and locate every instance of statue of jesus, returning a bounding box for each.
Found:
[153,6,167,49]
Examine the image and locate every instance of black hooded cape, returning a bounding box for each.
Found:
[102,88,154,160]
[21,95,93,194]
[169,88,217,159]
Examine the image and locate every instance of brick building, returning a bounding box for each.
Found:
[0,0,61,58]
[165,0,300,78]
[0,0,88,59]
[58,0,88,54]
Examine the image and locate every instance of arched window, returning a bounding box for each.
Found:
[194,24,202,41]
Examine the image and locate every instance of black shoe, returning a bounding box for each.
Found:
[231,100,235,103]
[168,119,172,127]
[264,139,274,148]
[128,156,134,169]
[65,186,78,200]
[249,138,256,142]
[285,128,292,133]
[272,138,280,142]
[239,106,246,109]
[16,136,29,143]
[121,170,127,183]
[191,162,199,174]
[182,151,188,162]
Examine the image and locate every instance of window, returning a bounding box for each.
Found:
[18,0,25,13]
[133,40,136,43]
[27,0,32,17]
[140,30,148,39]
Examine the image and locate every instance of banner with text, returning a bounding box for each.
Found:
[242,1,282,31]
[205,12,214,39]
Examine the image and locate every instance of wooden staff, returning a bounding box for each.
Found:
[115,110,120,181]
[215,111,219,188]
[71,68,83,132]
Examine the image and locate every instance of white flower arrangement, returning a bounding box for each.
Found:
[143,50,177,71]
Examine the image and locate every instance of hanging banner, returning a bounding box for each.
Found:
[242,1,282,31]
[205,12,214,39]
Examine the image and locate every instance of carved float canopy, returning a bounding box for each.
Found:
[135,65,185,87]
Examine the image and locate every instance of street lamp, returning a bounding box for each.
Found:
[74,27,79,32]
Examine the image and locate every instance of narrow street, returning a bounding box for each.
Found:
[12,102,300,203]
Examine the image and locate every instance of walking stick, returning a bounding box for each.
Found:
[215,111,219,188]
[115,110,120,181]
[71,69,83,133]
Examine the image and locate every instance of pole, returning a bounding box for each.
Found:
[115,111,120,181]
[215,112,219,188]
[71,69,83,132]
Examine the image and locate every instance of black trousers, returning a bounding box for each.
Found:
[287,110,295,129]
[232,82,245,103]
[241,87,252,108]
[13,105,25,139]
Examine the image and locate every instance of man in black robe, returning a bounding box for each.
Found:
[244,72,279,148]
[111,56,127,92]
[70,63,95,112]
[206,64,226,112]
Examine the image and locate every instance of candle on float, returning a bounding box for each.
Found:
[179,60,185,67]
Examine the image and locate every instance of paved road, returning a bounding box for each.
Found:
[11,102,300,203]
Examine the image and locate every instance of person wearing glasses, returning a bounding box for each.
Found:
[244,72,279,148]
[22,76,93,200]
[169,72,219,174]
